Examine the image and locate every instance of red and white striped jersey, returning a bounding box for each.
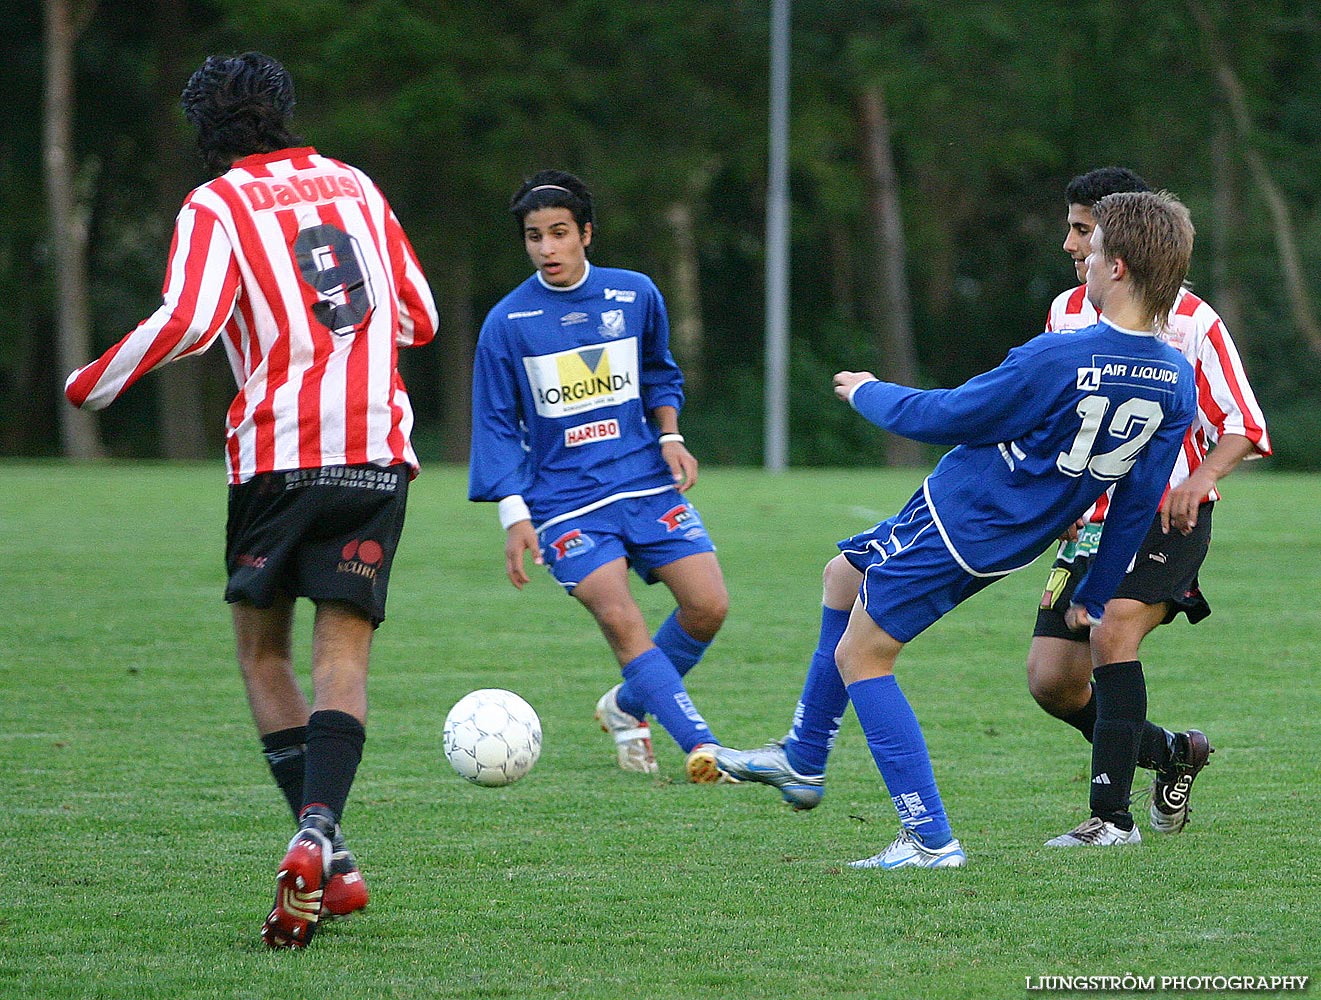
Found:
[1045,284,1270,520]
[66,147,438,483]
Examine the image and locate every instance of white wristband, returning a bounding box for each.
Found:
[498,495,532,530]
[658,433,685,445]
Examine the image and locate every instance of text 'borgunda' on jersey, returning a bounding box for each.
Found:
[468,262,685,525]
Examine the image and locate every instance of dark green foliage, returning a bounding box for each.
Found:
[8,1,1319,464]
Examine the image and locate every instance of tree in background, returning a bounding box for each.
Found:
[11,0,1321,468]
[43,0,105,459]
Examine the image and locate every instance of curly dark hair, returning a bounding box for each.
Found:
[180,52,303,175]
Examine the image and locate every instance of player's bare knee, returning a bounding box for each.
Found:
[682,583,730,637]
[822,554,861,609]
[1027,670,1083,715]
[1090,616,1142,665]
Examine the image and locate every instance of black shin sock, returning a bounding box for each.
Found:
[302,710,366,824]
[1059,683,1098,742]
[1137,722,1174,772]
[1089,660,1146,829]
[261,726,308,822]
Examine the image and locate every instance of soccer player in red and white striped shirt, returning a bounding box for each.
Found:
[64,52,438,946]
[1029,168,1270,846]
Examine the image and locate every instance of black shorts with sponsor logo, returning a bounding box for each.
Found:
[1033,502,1213,642]
[224,464,409,626]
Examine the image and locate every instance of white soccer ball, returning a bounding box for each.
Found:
[443,688,542,787]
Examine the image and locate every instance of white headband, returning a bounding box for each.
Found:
[529,184,572,194]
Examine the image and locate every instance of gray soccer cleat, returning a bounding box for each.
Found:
[849,828,967,869]
[712,741,824,810]
[1046,816,1142,847]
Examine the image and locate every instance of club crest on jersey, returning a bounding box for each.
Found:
[599,309,626,339]
[604,288,637,303]
[549,529,593,560]
[658,504,698,532]
[565,418,621,447]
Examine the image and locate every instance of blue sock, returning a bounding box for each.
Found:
[621,647,717,753]
[654,610,710,677]
[783,605,851,777]
[616,611,710,719]
[847,675,952,848]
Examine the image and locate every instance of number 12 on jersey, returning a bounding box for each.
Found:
[1056,395,1164,481]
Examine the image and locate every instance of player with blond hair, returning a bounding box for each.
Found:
[716,191,1199,868]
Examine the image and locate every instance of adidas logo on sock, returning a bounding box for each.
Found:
[1091,773,1112,785]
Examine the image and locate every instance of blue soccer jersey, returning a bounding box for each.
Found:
[469,262,684,523]
[848,322,1197,619]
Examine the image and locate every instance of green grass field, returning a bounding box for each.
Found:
[2,461,1317,999]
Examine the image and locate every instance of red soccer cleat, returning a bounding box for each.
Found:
[323,846,369,917]
[261,827,331,949]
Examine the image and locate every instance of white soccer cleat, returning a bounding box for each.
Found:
[595,684,658,774]
[1046,816,1142,847]
[849,828,967,869]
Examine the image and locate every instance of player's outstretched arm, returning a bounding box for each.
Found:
[504,520,541,590]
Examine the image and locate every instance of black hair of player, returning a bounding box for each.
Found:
[181,52,303,176]
[509,170,595,241]
[1065,167,1150,208]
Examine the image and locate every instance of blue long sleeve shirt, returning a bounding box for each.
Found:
[849,322,1197,619]
[469,263,684,524]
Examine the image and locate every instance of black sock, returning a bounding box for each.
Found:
[1089,660,1146,829]
[1137,722,1173,772]
[302,710,366,824]
[1059,684,1098,742]
[261,726,307,822]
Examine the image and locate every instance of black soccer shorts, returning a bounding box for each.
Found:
[224,463,409,626]
[1033,502,1214,642]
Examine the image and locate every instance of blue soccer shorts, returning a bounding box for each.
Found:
[837,490,999,644]
[537,488,716,593]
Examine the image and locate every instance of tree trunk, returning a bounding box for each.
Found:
[1187,0,1321,354]
[826,224,858,325]
[665,198,705,397]
[44,0,106,458]
[150,0,210,459]
[856,83,923,466]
